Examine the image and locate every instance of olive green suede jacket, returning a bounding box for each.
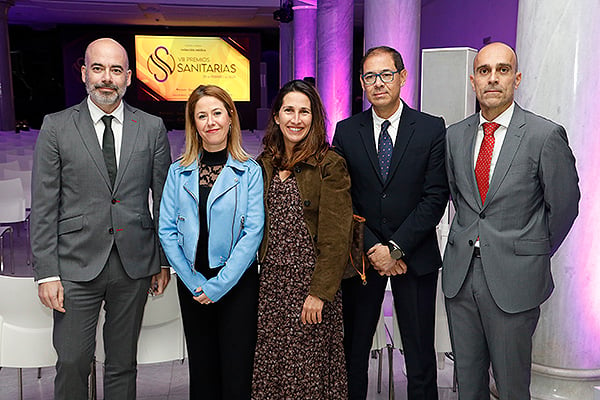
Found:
[258,149,353,302]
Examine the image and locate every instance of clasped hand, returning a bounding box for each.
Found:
[367,243,407,276]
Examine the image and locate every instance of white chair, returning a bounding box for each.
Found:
[0,178,28,274]
[5,153,33,171]
[0,275,57,400]
[95,272,185,364]
[0,160,20,178]
[4,169,32,209]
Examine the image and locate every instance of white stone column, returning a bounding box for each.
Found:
[516,1,600,399]
[317,0,353,140]
[0,0,15,131]
[279,22,294,87]
[292,4,317,81]
[363,0,421,109]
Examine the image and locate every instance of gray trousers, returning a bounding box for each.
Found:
[445,255,540,400]
[53,247,151,400]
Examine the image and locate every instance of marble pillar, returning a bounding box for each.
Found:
[0,0,15,131]
[292,4,317,81]
[516,1,600,399]
[363,0,421,109]
[316,0,353,140]
[279,22,294,88]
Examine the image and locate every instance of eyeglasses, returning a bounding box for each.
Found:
[361,70,401,85]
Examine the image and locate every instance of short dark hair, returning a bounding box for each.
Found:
[360,46,405,75]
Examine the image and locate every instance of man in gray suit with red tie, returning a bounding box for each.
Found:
[443,42,580,400]
[31,38,171,399]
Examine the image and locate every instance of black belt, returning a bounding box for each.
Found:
[473,247,481,258]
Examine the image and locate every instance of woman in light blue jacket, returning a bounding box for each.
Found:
[158,84,264,400]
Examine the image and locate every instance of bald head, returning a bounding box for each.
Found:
[85,38,129,70]
[473,42,518,74]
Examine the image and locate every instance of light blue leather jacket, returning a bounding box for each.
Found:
[158,154,264,302]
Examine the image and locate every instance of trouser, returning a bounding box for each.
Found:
[53,246,151,400]
[342,268,439,400]
[445,255,540,400]
[177,263,259,400]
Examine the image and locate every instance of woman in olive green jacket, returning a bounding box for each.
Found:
[251,80,353,399]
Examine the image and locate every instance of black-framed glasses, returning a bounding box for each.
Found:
[361,70,401,85]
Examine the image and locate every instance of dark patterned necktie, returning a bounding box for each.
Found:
[378,120,393,180]
[475,122,500,204]
[101,115,117,188]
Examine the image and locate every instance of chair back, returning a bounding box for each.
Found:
[0,275,57,368]
[0,161,20,178]
[0,178,27,223]
[95,272,185,364]
[3,169,32,209]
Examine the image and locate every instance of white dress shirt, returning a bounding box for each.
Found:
[372,101,404,152]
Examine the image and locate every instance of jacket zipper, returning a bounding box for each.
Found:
[183,183,199,272]
[228,188,238,255]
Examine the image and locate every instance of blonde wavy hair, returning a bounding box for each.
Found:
[180,84,249,166]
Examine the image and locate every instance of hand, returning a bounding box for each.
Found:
[193,286,214,305]
[150,268,171,295]
[38,281,66,313]
[390,259,408,275]
[367,244,396,274]
[301,294,324,325]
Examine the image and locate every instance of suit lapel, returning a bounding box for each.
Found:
[74,99,112,190]
[356,110,382,183]
[386,102,416,186]
[114,103,141,191]
[460,115,482,209]
[484,105,526,208]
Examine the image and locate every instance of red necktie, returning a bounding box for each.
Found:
[475,122,500,204]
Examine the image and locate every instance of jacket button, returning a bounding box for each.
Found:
[382,218,388,224]
[304,200,311,207]
[468,239,474,246]
[381,192,387,199]
[294,165,302,173]
[479,212,486,219]
[111,198,117,204]
[109,228,114,234]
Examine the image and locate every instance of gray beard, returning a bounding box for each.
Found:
[85,82,126,107]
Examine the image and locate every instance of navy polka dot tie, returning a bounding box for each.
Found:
[378,120,393,181]
[475,122,500,204]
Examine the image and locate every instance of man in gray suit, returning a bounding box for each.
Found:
[31,38,171,400]
[443,42,579,399]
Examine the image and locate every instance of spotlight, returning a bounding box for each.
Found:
[273,0,293,23]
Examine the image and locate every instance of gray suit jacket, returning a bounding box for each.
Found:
[442,104,579,313]
[31,98,171,282]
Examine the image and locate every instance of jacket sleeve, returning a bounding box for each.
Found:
[540,125,580,255]
[158,164,206,296]
[390,118,449,257]
[333,121,381,251]
[201,163,265,302]
[31,115,61,280]
[151,118,172,266]
[309,154,353,302]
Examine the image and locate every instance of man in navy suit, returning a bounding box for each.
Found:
[333,46,449,400]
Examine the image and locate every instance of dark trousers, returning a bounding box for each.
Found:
[177,264,259,400]
[53,246,151,400]
[343,268,439,400]
[445,256,540,400]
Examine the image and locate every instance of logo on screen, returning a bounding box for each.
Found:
[147,46,175,83]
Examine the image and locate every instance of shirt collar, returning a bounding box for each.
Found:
[478,102,515,128]
[87,96,124,125]
[372,101,404,127]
